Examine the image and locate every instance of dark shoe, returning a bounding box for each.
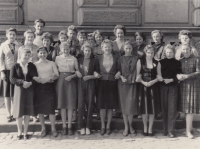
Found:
[29,117,33,122]
[11,115,16,121]
[7,116,12,122]
[17,135,23,140]
[61,127,67,135]
[163,130,168,136]
[55,114,61,120]
[23,134,29,140]
[68,128,73,136]
[148,132,154,136]
[113,112,121,118]
[142,131,148,136]
[44,115,49,120]
[106,128,111,135]
[123,130,129,137]
[101,128,106,135]
[34,116,39,122]
[40,129,46,137]
[167,132,175,138]
[96,114,100,120]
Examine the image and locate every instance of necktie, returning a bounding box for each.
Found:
[9,43,15,54]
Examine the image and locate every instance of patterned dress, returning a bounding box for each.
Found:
[179,57,200,113]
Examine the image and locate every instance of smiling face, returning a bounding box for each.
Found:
[146,49,154,59]
[165,48,174,59]
[124,44,133,56]
[6,31,16,43]
[152,32,161,44]
[25,33,35,45]
[34,22,44,34]
[38,50,47,60]
[60,44,70,56]
[181,45,191,58]
[59,34,67,43]
[83,47,92,58]
[78,35,86,44]
[43,38,51,48]
[95,34,103,45]
[115,29,124,40]
[102,43,112,55]
[21,52,31,62]
[67,30,76,39]
[136,36,143,46]
[180,35,190,45]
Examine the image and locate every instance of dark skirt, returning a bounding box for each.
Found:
[2,70,14,97]
[137,82,161,115]
[56,72,77,110]
[96,80,118,109]
[13,85,34,118]
[118,80,138,115]
[34,83,56,115]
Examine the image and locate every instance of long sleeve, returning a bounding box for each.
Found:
[10,64,24,86]
[0,45,5,72]
[52,62,59,76]
[94,58,100,73]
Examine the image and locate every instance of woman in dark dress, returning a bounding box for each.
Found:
[77,42,99,135]
[33,47,59,137]
[176,44,200,139]
[136,45,160,136]
[157,44,182,138]
[10,49,38,140]
[118,41,138,136]
[93,30,104,58]
[95,39,120,135]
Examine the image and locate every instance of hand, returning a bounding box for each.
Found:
[142,81,148,87]
[157,75,163,82]
[34,77,42,83]
[121,76,127,83]
[177,74,187,81]
[94,72,101,78]
[147,81,155,87]
[40,78,50,84]
[136,74,142,82]
[163,79,173,84]
[115,72,120,79]
[76,71,82,78]
[1,72,6,81]
[23,81,32,88]
[65,76,72,81]
[83,76,90,81]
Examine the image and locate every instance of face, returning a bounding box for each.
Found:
[152,33,161,44]
[165,48,174,59]
[102,43,112,55]
[115,29,124,40]
[67,30,76,39]
[88,36,95,43]
[21,52,31,62]
[124,44,133,56]
[34,22,44,34]
[61,45,70,55]
[59,35,67,43]
[95,34,103,45]
[83,47,92,58]
[146,49,154,59]
[180,35,190,45]
[26,33,35,44]
[182,46,191,58]
[78,35,86,44]
[136,36,143,46]
[38,50,47,60]
[6,31,16,43]
[43,38,51,47]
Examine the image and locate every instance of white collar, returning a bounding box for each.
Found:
[5,40,19,45]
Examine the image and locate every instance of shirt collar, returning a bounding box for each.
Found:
[19,61,28,68]
[5,40,19,45]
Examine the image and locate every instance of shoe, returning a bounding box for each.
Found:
[7,116,12,122]
[123,130,129,136]
[148,132,154,136]
[11,115,16,121]
[113,112,121,118]
[44,115,49,120]
[23,134,29,140]
[86,128,91,135]
[68,128,73,136]
[142,131,148,136]
[29,117,33,122]
[186,133,194,139]
[40,129,46,137]
[52,130,58,137]
[34,116,39,122]
[101,128,106,135]
[96,114,100,120]
[55,114,61,120]
[17,135,23,140]
[163,130,168,136]
[106,128,111,135]
[61,127,67,135]
[167,132,175,138]
[80,128,85,135]
[130,129,136,135]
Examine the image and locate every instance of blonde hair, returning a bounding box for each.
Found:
[144,45,154,54]
[101,39,113,49]
[122,41,133,51]
[24,30,35,38]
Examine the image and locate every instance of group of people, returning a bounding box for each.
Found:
[0,19,200,140]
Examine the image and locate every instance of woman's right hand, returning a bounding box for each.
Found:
[1,72,6,81]
[76,71,82,78]
[23,81,32,88]
[65,76,72,82]
[121,76,127,82]
[157,75,163,82]
[94,72,101,78]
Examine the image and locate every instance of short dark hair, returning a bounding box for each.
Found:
[6,28,17,35]
[34,19,45,26]
[135,32,145,41]
[37,47,48,53]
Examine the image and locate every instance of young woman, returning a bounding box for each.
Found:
[133,32,146,58]
[10,49,38,140]
[157,44,182,138]
[77,42,99,135]
[176,44,200,139]
[33,47,59,137]
[93,30,104,58]
[118,41,138,136]
[0,28,21,122]
[95,39,120,135]
[136,45,160,136]
[33,19,45,47]
[55,42,80,135]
